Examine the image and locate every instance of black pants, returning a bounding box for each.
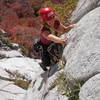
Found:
[41,42,64,67]
[41,43,52,66]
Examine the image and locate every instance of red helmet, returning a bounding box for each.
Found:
[39,7,55,21]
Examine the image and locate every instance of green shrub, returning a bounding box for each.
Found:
[0,30,3,35]
[20,46,29,56]
[0,55,6,59]
[0,16,2,22]
[1,37,12,47]
[51,72,84,100]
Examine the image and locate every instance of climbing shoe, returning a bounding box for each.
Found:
[39,63,48,71]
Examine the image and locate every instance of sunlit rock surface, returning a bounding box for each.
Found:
[79,74,100,100]
[63,7,100,80]
[71,0,100,23]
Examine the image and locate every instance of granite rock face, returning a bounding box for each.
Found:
[79,74,100,100]
[63,7,100,80]
[71,0,100,23]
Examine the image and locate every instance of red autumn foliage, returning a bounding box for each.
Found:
[19,17,36,27]
[0,0,42,52]
[8,25,41,49]
[51,0,64,3]
[0,9,19,31]
[28,0,44,3]
[10,1,34,18]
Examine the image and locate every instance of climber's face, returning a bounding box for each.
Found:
[46,16,55,27]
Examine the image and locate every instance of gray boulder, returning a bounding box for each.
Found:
[25,63,67,100]
[71,0,100,23]
[63,7,100,80]
[79,74,100,100]
[0,57,42,100]
[0,50,23,58]
[44,87,68,100]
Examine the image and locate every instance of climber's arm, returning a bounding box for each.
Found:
[58,24,75,35]
[42,31,67,44]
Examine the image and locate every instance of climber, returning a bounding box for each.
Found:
[33,7,75,71]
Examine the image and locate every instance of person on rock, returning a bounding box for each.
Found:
[34,7,75,71]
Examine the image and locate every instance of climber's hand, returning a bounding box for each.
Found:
[61,38,67,46]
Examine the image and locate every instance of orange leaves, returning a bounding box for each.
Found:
[51,0,64,4]
[8,25,40,49]
[9,1,34,18]
[19,17,35,27]
[0,0,40,50]
[0,10,19,30]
